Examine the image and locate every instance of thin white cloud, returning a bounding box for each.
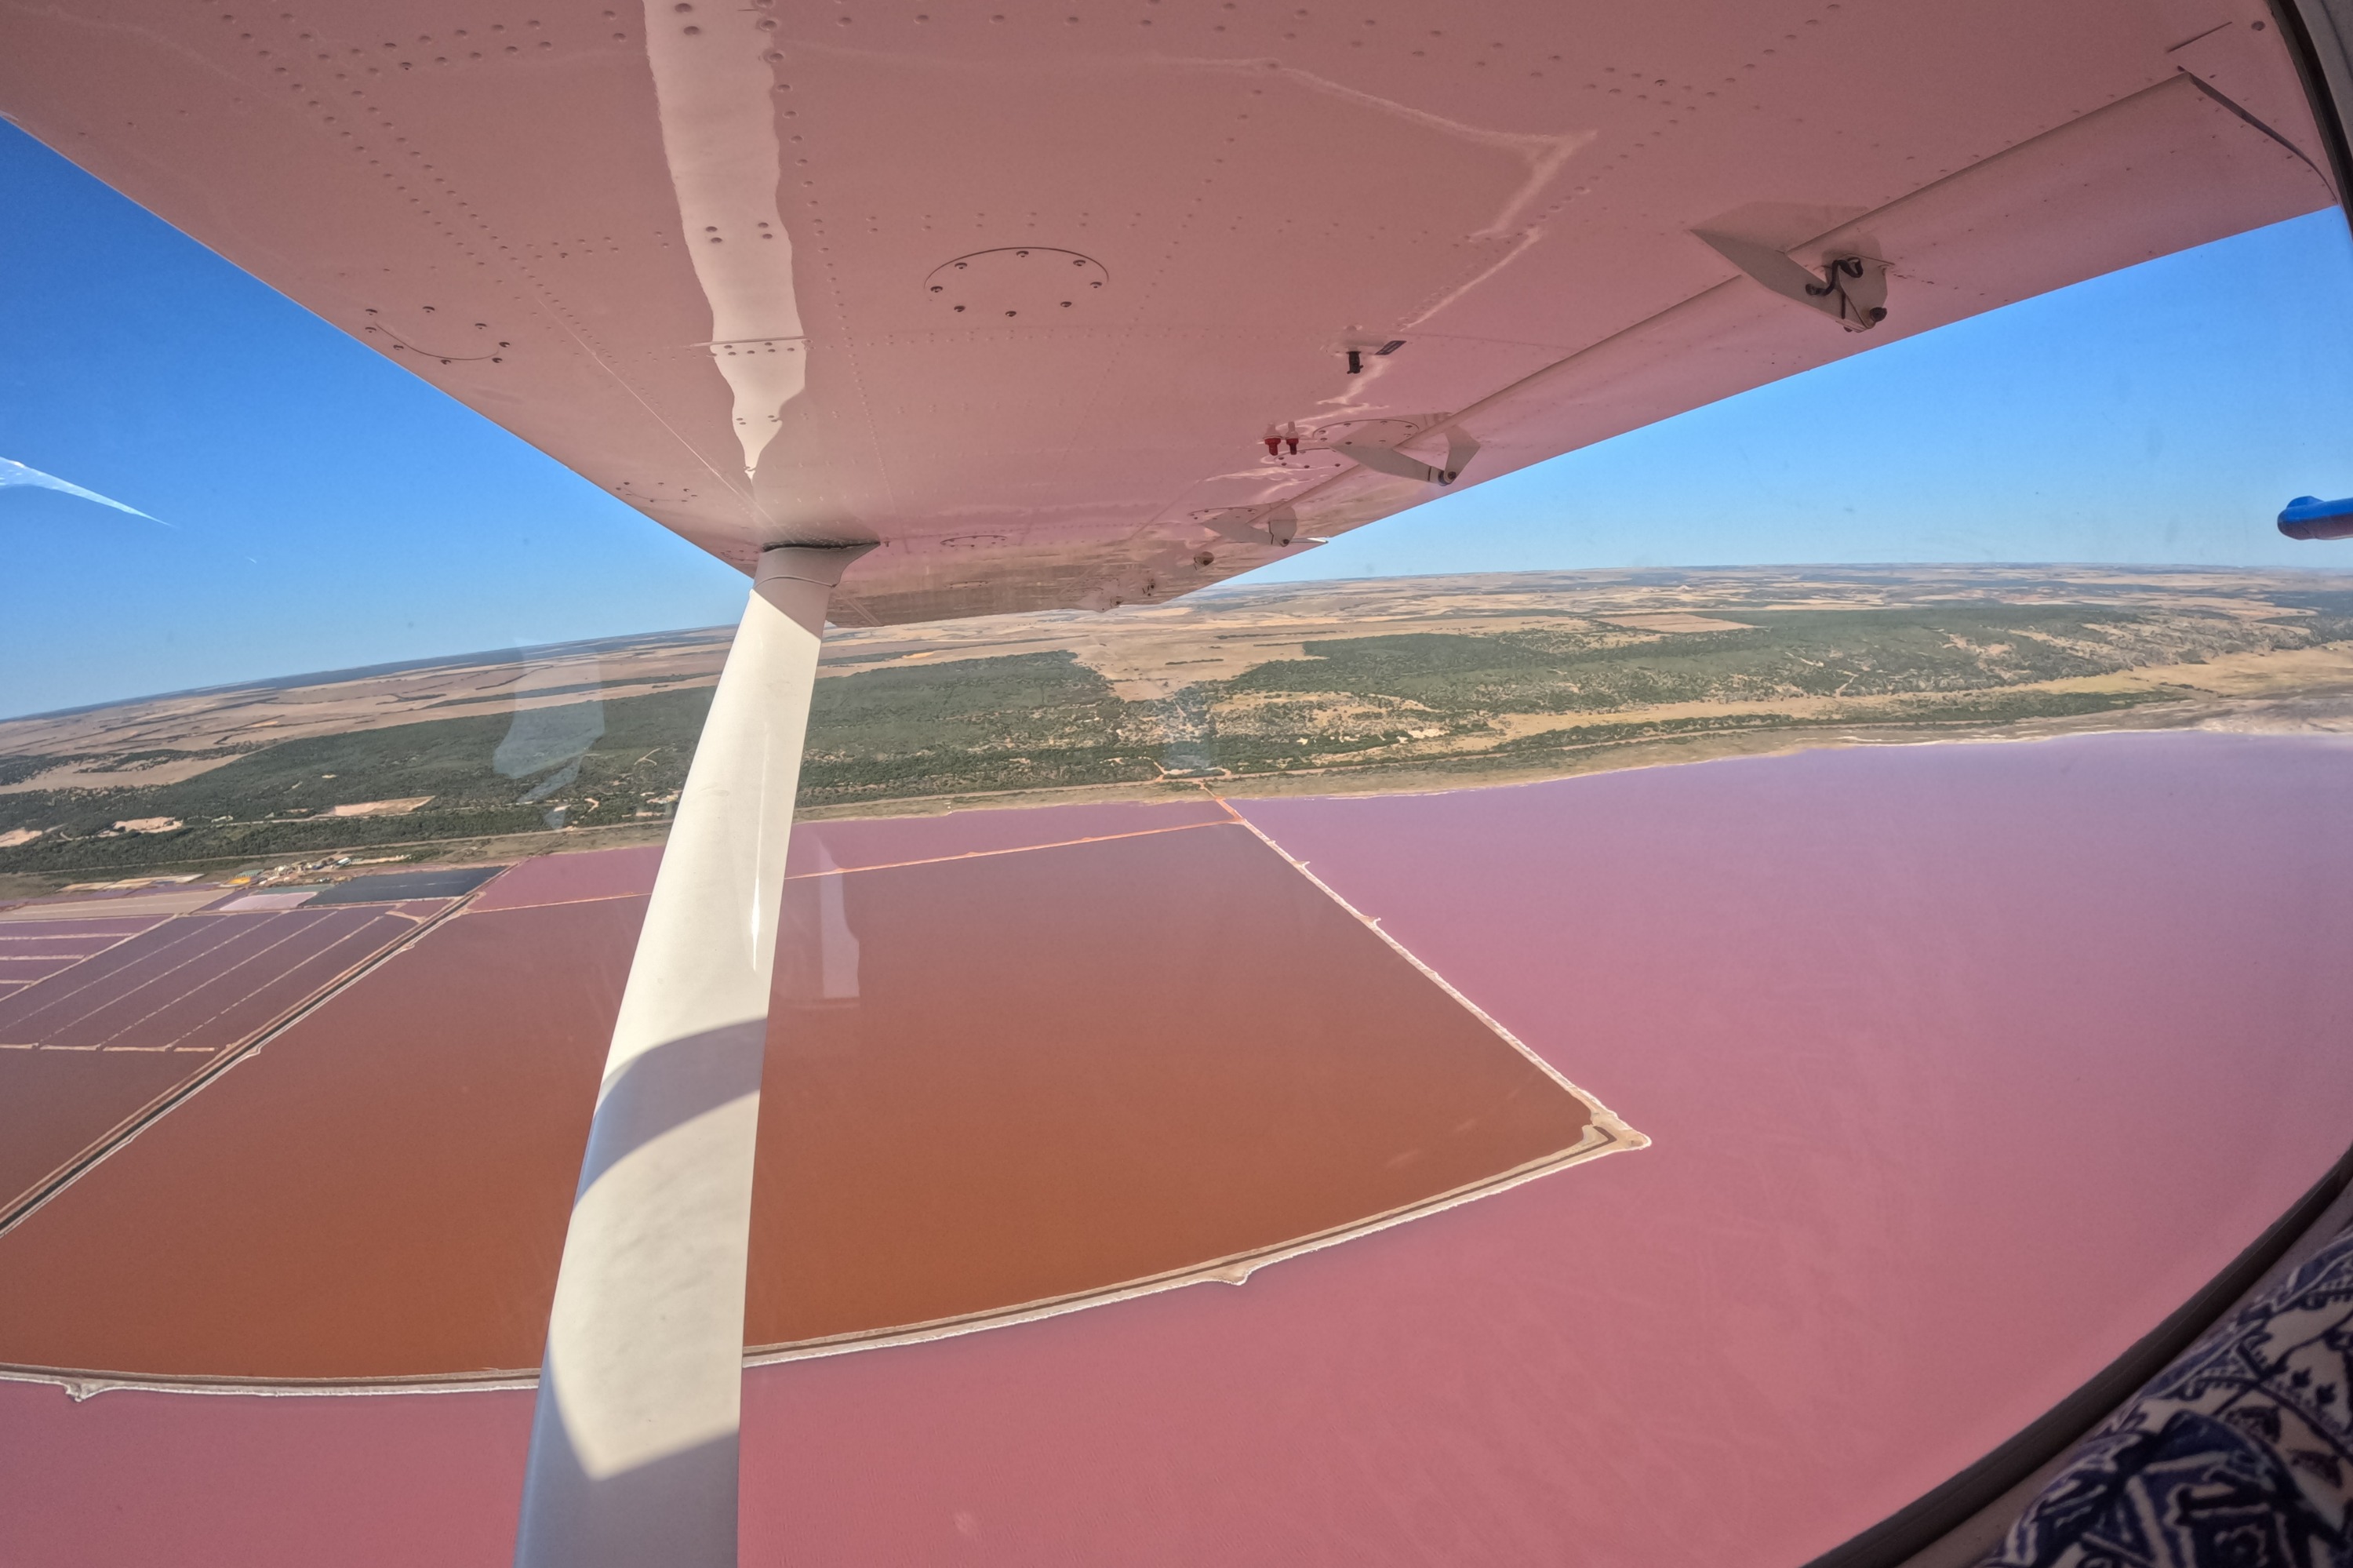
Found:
[0,456,165,522]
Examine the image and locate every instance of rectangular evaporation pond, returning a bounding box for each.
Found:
[0,890,223,922]
[786,796,1231,876]
[468,846,663,913]
[0,919,161,988]
[302,865,507,904]
[0,897,641,1382]
[465,800,1235,913]
[0,906,429,1216]
[744,818,1637,1353]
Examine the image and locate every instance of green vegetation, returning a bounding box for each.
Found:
[2,585,2340,879]
[1231,606,2294,712]
[1184,603,2300,777]
[0,755,64,788]
[0,686,713,874]
[1478,688,2177,765]
[800,652,1160,805]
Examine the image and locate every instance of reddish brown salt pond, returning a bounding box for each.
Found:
[0,904,440,1217]
[747,817,1617,1350]
[0,810,1617,1379]
[0,897,638,1379]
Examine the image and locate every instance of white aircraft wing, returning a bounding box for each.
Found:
[0,0,2330,624]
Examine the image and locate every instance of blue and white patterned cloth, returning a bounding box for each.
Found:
[1985,1224,2353,1567]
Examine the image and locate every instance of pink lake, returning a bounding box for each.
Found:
[5,729,2351,1567]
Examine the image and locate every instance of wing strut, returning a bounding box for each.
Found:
[514,541,871,1568]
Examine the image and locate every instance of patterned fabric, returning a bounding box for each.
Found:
[1984,1225,2353,1568]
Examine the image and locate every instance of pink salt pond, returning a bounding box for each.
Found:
[2,729,2349,1568]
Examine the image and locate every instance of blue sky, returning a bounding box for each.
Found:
[0,125,745,719]
[5,120,2353,718]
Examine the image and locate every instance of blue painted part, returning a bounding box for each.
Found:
[2278,496,2353,540]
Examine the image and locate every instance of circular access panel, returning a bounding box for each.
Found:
[1305,416,1426,449]
[926,248,1107,319]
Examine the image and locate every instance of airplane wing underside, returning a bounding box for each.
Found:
[0,0,2330,624]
